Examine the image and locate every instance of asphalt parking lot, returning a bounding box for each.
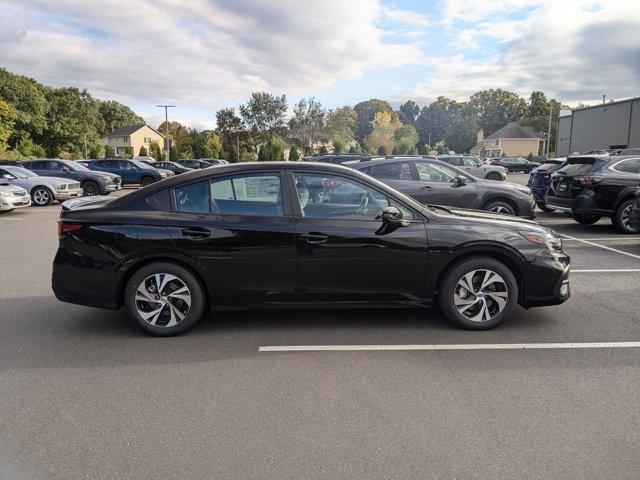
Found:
[2,176,640,479]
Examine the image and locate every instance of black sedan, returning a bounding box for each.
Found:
[140,160,194,175]
[53,162,570,335]
[349,156,536,217]
[490,157,540,173]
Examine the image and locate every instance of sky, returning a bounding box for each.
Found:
[0,0,639,129]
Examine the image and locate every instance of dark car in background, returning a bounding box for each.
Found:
[611,148,640,156]
[438,155,506,181]
[527,158,566,211]
[490,156,541,173]
[79,159,173,186]
[53,161,569,336]
[20,159,121,196]
[545,155,640,233]
[303,154,372,164]
[139,160,194,175]
[350,156,535,217]
[175,159,215,169]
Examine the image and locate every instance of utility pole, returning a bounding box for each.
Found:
[84,133,88,159]
[546,103,553,157]
[602,95,606,104]
[237,134,240,162]
[157,105,175,161]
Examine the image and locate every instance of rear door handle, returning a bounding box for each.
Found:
[181,227,211,238]
[302,232,328,244]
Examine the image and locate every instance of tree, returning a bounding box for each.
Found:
[0,99,17,151]
[319,145,329,154]
[348,145,358,154]
[0,68,49,142]
[353,99,394,144]
[98,100,143,136]
[104,145,115,157]
[288,97,326,150]
[138,145,148,156]
[215,107,243,151]
[398,100,420,125]
[149,141,162,161]
[364,111,400,154]
[240,92,287,142]
[332,138,345,154]
[377,145,387,155]
[469,89,528,135]
[394,124,419,154]
[257,136,285,161]
[326,106,357,147]
[289,144,300,161]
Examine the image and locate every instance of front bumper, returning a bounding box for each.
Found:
[0,194,31,210]
[56,189,84,201]
[517,194,536,219]
[105,183,122,191]
[520,253,571,308]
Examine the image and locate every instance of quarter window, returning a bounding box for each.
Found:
[415,162,459,183]
[612,158,640,174]
[293,172,412,221]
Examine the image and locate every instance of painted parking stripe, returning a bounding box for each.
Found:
[563,237,640,242]
[259,342,640,352]
[0,217,24,221]
[561,234,640,260]
[572,269,640,273]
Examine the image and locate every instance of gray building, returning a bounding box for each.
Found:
[556,97,640,156]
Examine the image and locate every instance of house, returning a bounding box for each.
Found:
[470,122,547,158]
[104,124,165,158]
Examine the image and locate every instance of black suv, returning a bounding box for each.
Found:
[545,155,640,233]
[20,159,122,195]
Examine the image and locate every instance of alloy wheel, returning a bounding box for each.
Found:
[33,188,50,205]
[489,205,512,215]
[622,204,632,228]
[135,273,191,328]
[454,269,509,322]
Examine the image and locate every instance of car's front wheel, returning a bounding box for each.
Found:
[140,176,155,186]
[485,200,516,215]
[82,180,100,196]
[438,256,518,330]
[125,262,206,336]
[31,186,53,206]
[486,173,502,181]
[612,199,639,234]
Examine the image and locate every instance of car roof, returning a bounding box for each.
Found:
[350,156,449,169]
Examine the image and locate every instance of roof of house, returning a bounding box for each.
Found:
[106,124,164,138]
[485,122,546,140]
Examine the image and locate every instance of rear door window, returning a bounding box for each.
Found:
[210,174,283,216]
[175,180,211,213]
[377,162,414,180]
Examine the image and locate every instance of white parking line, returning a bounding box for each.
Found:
[561,234,640,260]
[563,237,640,242]
[0,217,23,221]
[259,342,640,352]
[572,269,640,273]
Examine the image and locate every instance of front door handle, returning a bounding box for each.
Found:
[181,227,211,239]
[420,185,432,191]
[302,232,328,244]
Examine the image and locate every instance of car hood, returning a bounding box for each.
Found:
[475,178,529,193]
[0,184,28,194]
[429,205,548,233]
[22,176,75,187]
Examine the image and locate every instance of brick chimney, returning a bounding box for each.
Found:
[477,129,484,144]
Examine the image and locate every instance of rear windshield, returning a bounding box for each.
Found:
[537,162,564,171]
[557,158,606,176]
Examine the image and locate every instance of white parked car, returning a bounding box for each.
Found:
[0,182,31,213]
[0,165,83,206]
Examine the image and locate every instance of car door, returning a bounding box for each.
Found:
[48,160,74,181]
[165,171,298,302]
[413,160,479,208]
[22,160,51,177]
[117,160,138,184]
[290,170,429,302]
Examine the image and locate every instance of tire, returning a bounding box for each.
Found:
[536,201,555,212]
[484,200,516,216]
[438,256,518,330]
[486,173,502,181]
[82,180,100,196]
[31,186,53,206]
[612,199,639,234]
[140,176,155,186]
[125,262,206,336]
[572,214,601,225]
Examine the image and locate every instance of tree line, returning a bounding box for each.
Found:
[0,66,567,162]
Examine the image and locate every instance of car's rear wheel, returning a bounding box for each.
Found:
[140,176,154,186]
[485,200,516,215]
[438,256,518,330]
[82,180,100,196]
[612,199,639,234]
[486,173,502,181]
[31,186,53,206]
[125,262,205,336]
[572,214,601,225]
[536,201,555,212]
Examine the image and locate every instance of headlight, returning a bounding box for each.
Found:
[515,185,532,196]
[519,230,562,251]
[100,175,112,182]
[57,184,67,190]
[0,190,9,196]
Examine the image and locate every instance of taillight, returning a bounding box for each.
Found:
[581,175,604,187]
[57,219,83,236]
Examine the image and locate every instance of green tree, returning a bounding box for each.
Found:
[326,106,357,149]
[353,99,394,144]
[377,145,387,155]
[364,111,400,154]
[469,89,528,134]
[394,124,419,154]
[98,100,143,136]
[215,107,243,152]
[240,92,287,142]
[0,68,49,142]
[348,145,358,154]
[149,141,162,161]
[332,138,345,154]
[289,144,300,161]
[104,145,115,157]
[257,136,285,161]
[288,97,326,150]
[319,145,329,154]
[398,100,420,125]
[138,145,148,156]
[0,99,17,151]
[16,132,46,158]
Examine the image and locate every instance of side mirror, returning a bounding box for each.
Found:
[454,175,467,186]
[376,206,410,235]
[2,174,13,180]
[62,167,70,173]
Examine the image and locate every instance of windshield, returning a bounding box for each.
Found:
[6,166,36,178]
[63,161,90,171]
[130,159,154,169]
[537,162,564,171]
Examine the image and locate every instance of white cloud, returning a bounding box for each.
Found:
[0,0,425,110]
[381,6,429,26]
[417,0,640,105]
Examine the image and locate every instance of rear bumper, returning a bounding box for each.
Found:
[546,191,614,218]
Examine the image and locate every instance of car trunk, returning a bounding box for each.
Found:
[549,157,605,198]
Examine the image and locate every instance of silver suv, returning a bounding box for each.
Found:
[437,155,506,181]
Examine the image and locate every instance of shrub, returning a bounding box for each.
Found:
[289,145,300,161]
[138,146,148,156]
